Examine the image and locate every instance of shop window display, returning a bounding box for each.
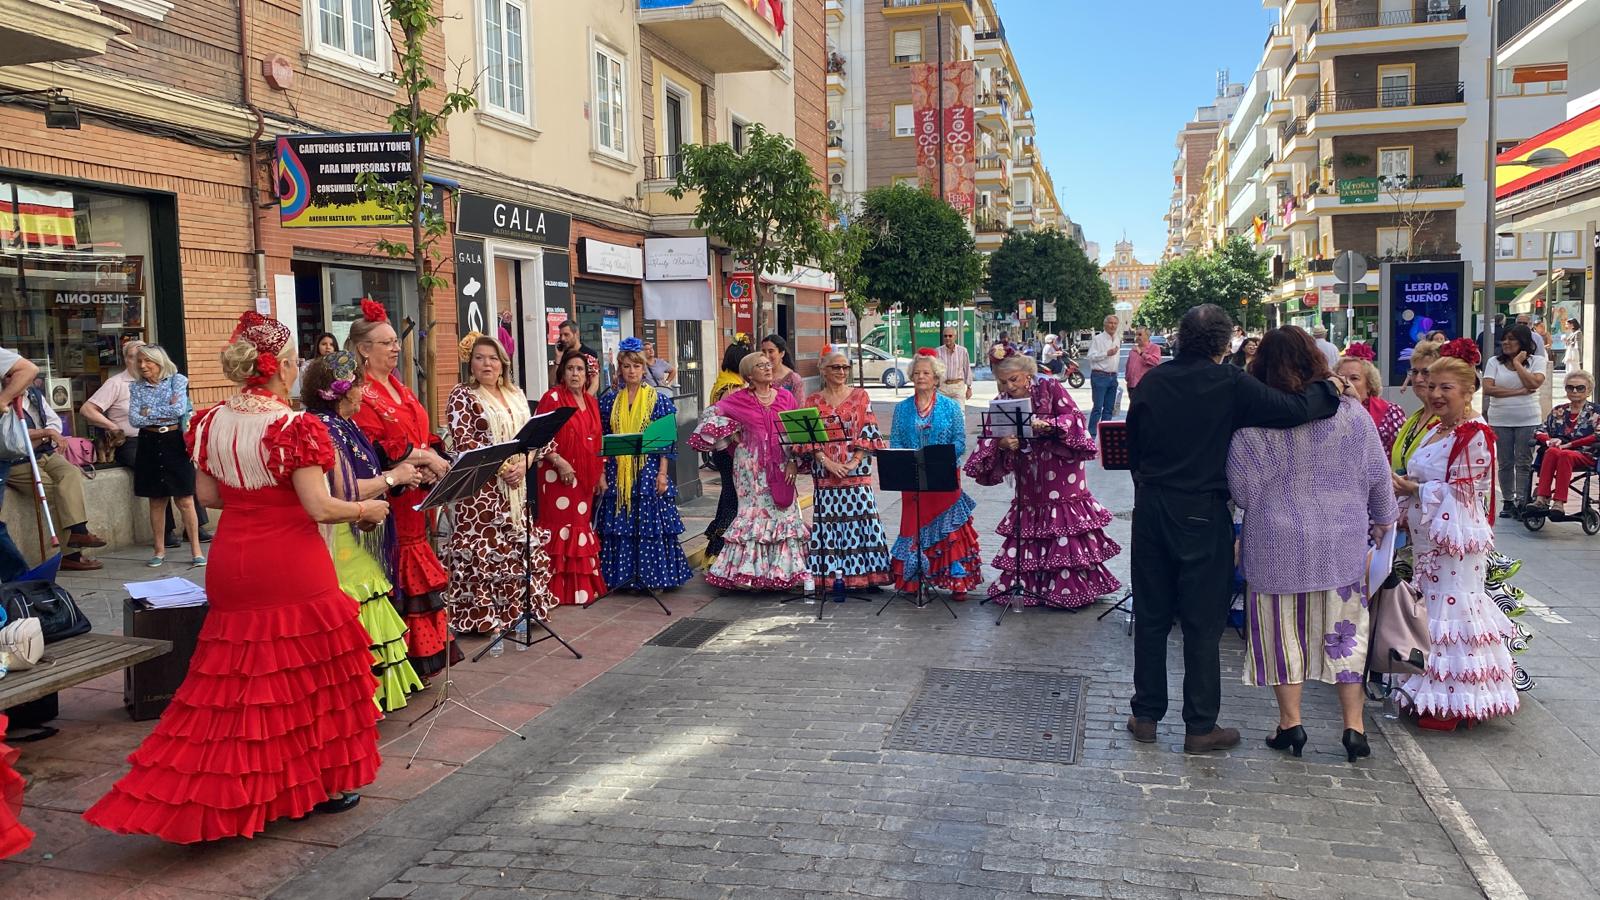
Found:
[0,182,154,435]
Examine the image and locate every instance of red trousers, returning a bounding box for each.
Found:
[1537,448,1595,503]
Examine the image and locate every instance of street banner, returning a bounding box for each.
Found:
[1336,177,1380,204]
[276,132,415,228]
[911,60,976,220]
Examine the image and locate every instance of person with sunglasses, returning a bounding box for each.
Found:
[800,349,893,590]
[1530,371,1600,511]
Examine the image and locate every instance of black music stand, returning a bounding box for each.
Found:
[1095,420,1134,635]
[773,411,879,620]
[469,406,582,661]
[403,436,542,766]
[592,422,676,616]
[875,444,959,620]
[977,407,1057,626]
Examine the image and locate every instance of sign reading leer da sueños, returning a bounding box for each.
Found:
[276,133,415,228]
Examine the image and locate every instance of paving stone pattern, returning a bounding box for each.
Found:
[371,403,1486,900]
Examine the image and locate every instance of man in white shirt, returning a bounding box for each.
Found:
[1087,314,1121,435]
[936,330,973,401]
[1312,325,1341,370]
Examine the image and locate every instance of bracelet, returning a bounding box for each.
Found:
[355,500,366,521]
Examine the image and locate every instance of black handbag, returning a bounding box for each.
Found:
[0,579,90,643]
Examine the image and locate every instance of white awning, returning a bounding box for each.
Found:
[1508,270,1566,316]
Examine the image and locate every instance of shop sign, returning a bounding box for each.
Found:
[546,310,567,346]
[645,237,709,281]
[542,252,572,369]
[1318,287,1340,311]
[726,273,755,336]
[455,193,572,247]
[276,132,415,228]
[1336,178,1380,204]
[579,238,644,279]
[454,237,488,339]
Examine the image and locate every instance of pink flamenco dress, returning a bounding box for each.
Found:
[0,713,33,858]
[83,391,382,843]
[964,375,1121,608]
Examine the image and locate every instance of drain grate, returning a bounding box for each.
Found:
[645,617,730,649]
[886,668,1087,764]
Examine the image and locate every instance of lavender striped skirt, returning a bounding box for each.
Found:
[1242,582,1369,687]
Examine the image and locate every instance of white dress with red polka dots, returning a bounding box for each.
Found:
[1399,420,1520,721]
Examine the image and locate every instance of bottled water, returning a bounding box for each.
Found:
[514,618,529,651]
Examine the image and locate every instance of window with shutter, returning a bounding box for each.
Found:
[893,104,913,137]
[892,30,922,64]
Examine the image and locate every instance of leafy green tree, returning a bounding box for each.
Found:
[854,184,982,329]
[670,124,833,341]
[356,0,476,407]
[987,229,1113,333]
[824,219,876,386]
[1137,235,1273,331]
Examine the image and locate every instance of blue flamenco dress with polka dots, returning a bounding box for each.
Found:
[595,389,693,590]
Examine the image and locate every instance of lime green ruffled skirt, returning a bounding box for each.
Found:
[332,527,425,712]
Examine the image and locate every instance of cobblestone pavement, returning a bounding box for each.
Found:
[291,398,1541,900]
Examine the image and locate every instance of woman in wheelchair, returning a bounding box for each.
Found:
[1530,370,1600,511]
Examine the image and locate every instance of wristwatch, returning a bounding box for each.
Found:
[383,473,397,488]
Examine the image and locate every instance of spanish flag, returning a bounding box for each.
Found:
[0,187,77,250]
[1252,215,1266,244]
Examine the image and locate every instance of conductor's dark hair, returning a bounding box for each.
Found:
[1176,304,1236,360]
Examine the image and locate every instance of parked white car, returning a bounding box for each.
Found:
[838,343,911,387]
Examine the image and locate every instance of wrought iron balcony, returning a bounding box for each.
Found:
[1323,5,1465,30]
[1307,82,1464,114]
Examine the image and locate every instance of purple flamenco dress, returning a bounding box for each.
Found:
[965,375,1122,608]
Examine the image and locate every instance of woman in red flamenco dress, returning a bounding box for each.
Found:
[534,349,609,606]
[347,299,459,676]
[1,713,33,857]
[83,312,389,843]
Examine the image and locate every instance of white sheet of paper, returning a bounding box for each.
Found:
[1367,525,1397,593]
[988,396,1033,438]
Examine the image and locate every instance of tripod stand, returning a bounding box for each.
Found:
[975,406,1058,626]
[592,417,676,616]
[875,445,958,620]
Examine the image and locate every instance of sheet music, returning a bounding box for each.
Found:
[987,396,1033,438]
[1367,524,1397,592]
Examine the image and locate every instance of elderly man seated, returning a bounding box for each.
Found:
[10,382,106,570]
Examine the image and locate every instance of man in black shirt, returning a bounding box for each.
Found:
[1125,304,1346,753]
[555,319,601,394]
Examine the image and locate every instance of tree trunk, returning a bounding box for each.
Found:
[409,42,434,411]
[854,309,865,388]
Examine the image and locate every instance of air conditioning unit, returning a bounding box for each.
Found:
[827,119,841,132]
[1425,0,1452,21]
[830,172,844,185]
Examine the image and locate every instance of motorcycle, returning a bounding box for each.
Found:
[1046,351,1085,389]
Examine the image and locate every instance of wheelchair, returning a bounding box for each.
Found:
[1521,440,1600,535]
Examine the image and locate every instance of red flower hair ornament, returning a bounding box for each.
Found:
[228,311,291,387]
[1439,337,1480,367]
[360,297,389,323]
[1344,342,1376,363]
[916,347,939,358]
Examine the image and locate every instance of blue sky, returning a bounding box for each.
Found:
[1003,1,1276,265]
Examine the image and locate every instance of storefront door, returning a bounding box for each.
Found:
[490,249,547,397]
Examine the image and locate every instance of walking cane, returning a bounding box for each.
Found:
[14,396,61,581]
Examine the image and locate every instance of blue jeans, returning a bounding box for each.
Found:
[0,462,30,581]
[1088,371,1120,436]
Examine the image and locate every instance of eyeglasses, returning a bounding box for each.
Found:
[751,361,773,370]
[1566,384,1591,392]
[823,364,851,371]
[369,338,399,348]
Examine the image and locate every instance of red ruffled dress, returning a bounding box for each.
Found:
[0,713,33,858]
[534,386,608,606]
[352,372,458,676]
[82,394,381,843]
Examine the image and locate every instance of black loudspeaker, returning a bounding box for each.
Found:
[122,598,208,721]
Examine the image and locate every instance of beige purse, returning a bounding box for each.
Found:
[0,617,45,671]
[1367,572,1430,675]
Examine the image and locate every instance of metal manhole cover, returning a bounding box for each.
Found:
[886,668,1087,764]
[645,617,729,649]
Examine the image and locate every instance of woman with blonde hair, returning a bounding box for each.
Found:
[887,349,982,597]
[444,334,556,637]
[1392,340,1521,729]
[129,344,202,567]
[1390,339,1443,474]
[802,348,892,589]
[86,312,386,841]
[1336,344,1405,452]
[348,299,458,677]
[597,337,692,590]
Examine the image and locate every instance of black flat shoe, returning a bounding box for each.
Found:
[1264,724,1307,758]
[1342,729,1371,763]
[312,792,361,815]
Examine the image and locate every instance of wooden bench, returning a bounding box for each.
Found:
[0,633,171,709]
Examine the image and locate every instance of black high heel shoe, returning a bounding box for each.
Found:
[1342,729,1371,763]
[1264,724,1307,757]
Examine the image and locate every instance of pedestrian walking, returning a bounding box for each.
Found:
[1311,325,1341,371]
[1086,314,1120,435]
[1226,327,1398,763]
[1125,327,1161,394]
[128,344,203,568]
[965,351,1120,608]
[1565,318,1583,371]
[85,312,385,842]
[936,330,973,401]
[1125,305,1345,753]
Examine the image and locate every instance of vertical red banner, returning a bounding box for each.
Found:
[911,61,976,221]
[726,272,755,337]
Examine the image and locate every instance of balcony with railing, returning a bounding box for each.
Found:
[882,0,976,27]
[975,15,1005,43]
[1308,3,1467,57]
[1498,0,1564,48]
[637,0,785,73]
[825,0,845,21]
[1304,172,1467,214]
[1,0,127,66]
[1279,116,1314,158]
[1306,81,1467,133]
[642,153,698,217]
[1264,23,1295,67]
[827,53,847,92]
[975,209,1008,234]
